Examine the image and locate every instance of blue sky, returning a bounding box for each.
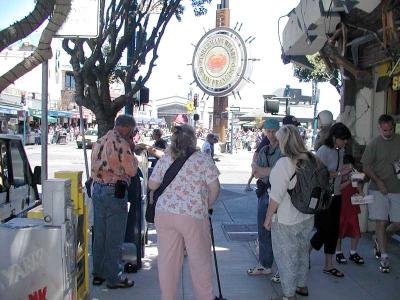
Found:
[0,0,341,118]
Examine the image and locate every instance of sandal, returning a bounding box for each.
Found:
[349,253,364,265]
[335,253,347,264]
[106,277,135,289]
[323,268,344,278]
[296,287,309,296]
[92,276,105,286]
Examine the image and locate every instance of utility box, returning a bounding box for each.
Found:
[42,179,71,225]
[55,171,84,213]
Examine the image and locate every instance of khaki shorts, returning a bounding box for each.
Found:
[368,190,400,222]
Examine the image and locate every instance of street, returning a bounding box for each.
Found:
[25,142,93,181]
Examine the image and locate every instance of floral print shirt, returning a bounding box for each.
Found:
[150,151,220,219]
[91,129,138,184]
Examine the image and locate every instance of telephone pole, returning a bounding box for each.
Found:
[212,0,230,142]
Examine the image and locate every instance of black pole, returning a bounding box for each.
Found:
[125,1,137,116]
[209,210,226,300]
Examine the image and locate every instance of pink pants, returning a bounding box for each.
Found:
[155,211,214,300]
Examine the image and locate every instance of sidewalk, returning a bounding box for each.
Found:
[89,149,400,300]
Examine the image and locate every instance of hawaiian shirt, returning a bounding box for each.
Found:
[150,151,220,220]
[91,129,138,184]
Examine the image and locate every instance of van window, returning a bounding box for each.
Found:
[0,142,9,192]
[10,140,29,187]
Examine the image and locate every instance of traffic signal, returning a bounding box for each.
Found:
[264,99,279,114]
[139,86,149,104]
[193,113,199,121]
[193,93,198,107]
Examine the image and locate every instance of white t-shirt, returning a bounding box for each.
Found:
[201,141,212,156]
[269,157,314,225]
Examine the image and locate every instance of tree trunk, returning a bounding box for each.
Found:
[96,114,116,138]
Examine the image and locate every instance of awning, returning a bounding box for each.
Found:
[48,110,72,118]
[33,114,57,123]
[0,105,21,115]
[242,121,256,128]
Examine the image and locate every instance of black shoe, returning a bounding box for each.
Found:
[335,253,347,264]
[92,277,105,286]
[349,253,364,265]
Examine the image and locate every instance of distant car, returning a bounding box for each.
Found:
[76,129,98,149]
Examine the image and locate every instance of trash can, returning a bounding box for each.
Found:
[220,143,227,153]
[123,153,149,272]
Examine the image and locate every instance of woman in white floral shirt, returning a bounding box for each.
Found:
[148,124,220,300]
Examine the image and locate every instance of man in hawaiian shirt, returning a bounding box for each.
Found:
[91,114,138,289]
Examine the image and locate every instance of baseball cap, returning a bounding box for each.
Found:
[282,115,300,126]
[262,118,280,130]
[317,110,333,126]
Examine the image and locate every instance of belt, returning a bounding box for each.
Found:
[94,181,116,186]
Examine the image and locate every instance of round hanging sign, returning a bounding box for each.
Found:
[192,27,248,97]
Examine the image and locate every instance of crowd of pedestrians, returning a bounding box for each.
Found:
[87,111,399,300]
[245,112,400,300]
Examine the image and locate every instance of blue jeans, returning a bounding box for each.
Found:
[92,183,128,285]
[257,193,274,269]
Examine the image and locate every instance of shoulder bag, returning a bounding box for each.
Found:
[145,150,195,223]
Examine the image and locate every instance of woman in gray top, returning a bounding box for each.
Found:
[310,123,352,278]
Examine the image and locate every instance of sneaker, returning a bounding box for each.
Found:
[335,253,347,264]
[247,265,271,275]
[374,238,381,259]
[271,271,280,283]
[349,252,364,265]
[379,257,390,273]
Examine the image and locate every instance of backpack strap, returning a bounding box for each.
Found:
[289,172,296,181]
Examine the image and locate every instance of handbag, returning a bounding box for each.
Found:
[145,150,195,223]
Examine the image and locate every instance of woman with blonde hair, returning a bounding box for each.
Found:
[264,125,315,300]
[148,124,220,300]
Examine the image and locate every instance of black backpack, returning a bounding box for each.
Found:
[287,153,332,214]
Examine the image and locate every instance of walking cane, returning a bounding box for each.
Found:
[209,209,227,300]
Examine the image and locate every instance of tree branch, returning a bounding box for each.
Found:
[0,0,71,93]
[0,0,56,52]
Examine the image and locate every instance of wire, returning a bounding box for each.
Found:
[277,9,294,51]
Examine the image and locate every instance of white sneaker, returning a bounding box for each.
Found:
[271,271,280,283]
[379,257,390,273]
[247,265,272,275]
